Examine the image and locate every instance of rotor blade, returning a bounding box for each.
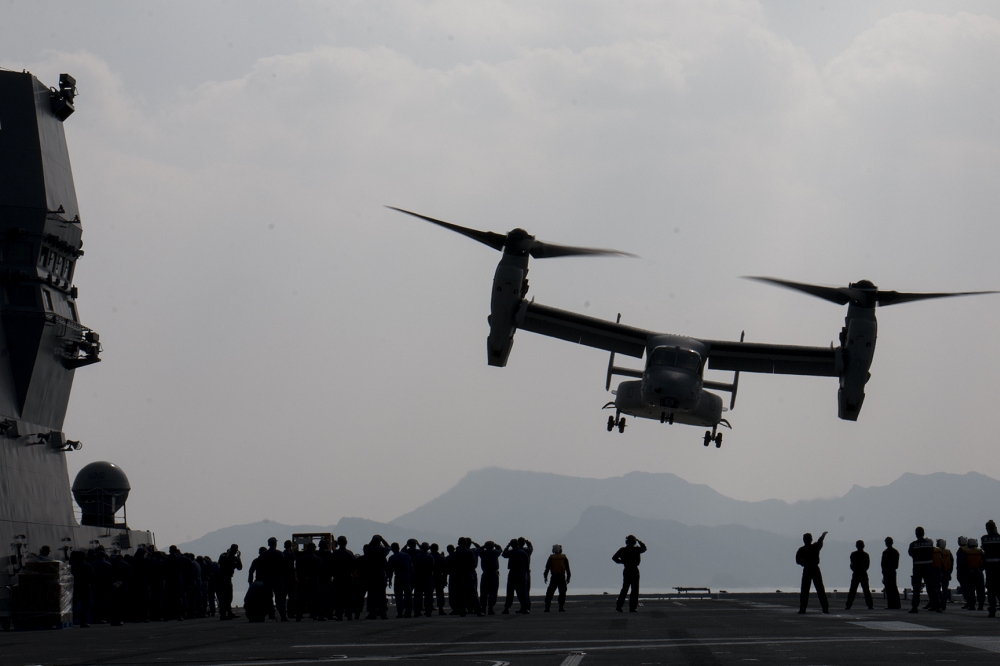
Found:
[529,240,637,259]
[743,277,853,305]
[876,289,1000,307]
[385,206,507,251]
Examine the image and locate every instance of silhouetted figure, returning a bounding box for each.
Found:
[408,540,434,617]
[202,555,219,617]
[935,539,954,606]
[982,520,1000,617]
[544,544,571,612]
[365,535,391,620]
[217,544,243,620]
[431,543,447,615]
[91,548,111,624]
[845,540,873,610]
[796,531,829,614]
[243,580,273,622]
[613,534,646,613]
[282,541,298,620]
[318,539,335,621]
[332,536,355,621]
[248,547,267,584]
[965,538,986,610]
[956,536,972,609]
[446,544,461,614]
[457,537,484,616]
[881,537,901,609]
[297,542,323,620]
[108,550,131,626]
[148,549,166,621]
[70,550,94,627]
[164,545,187,621]
[502,538,530,614]
[184,553,202,618]
[477,540,502,615]
[130,547,151,622]
[387,542,414,618]
[261,538,288,621]
[908,526,941,613]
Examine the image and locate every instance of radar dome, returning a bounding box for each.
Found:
[72,461,130,527]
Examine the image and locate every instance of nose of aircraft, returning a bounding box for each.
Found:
[643,369,699,409]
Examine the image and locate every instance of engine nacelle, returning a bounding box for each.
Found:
[838,308,877,420]
[487,254,528,367]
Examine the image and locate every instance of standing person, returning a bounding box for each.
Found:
[202,556,219,617]
[956,537,973,610]
[477,540,502,615]
[795,531,829,614]
[281,541,298,621]
[131,548,151,623]
[981,520,1000,617]
[331,537,356,621]
[881,537,901,610]
[217,544,243,620]
[458,538,484,617]
[108,549,131,627]
[365,535,391,620]
[70,550,94,627]
[263,538,288,621]
[845,540,873,610]
[430,543,448,616]
[164,546,187,621]
[91,548,112,624]
[317,540,335,621]
[446,544,462,615]
[965,538,986,610]
[387,542,414,618]
[501,539,530,614]
[613,535,647,613]
[296,542,323,620]
[543,544,571,613]
[908,526,941,613]
[936,539,954,607]
[408,541,434,618]
[520,537,534,611]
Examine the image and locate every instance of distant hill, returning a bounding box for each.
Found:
[391,468,999,546]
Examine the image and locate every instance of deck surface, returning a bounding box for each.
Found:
[2,594,998,665]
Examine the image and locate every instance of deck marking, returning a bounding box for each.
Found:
[559,652,586,666]
[848,621,945,632]
[943,636,1000,653]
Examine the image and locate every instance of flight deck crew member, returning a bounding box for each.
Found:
[264,537,288,621]
[430,543,448,615]
[908,526,941,613]
[108,550,131,626]
[543,544,571,612]
[282,541,298,620]
[935,539,954,606]
[845,540,873,610]
[387,542,414,618]
[613,535,647,613]
[981,520,1000,617]
[956,537,973,609]
[365,535,391,620]
[332,536,356,621]
[477,540,503,615]
[458,538,485,616]
[502,538,530,614]
[796,531,829,614]
[965,538,986,610]
[411,541,435,617]
[217,544,243,620]
[882,537,901,609]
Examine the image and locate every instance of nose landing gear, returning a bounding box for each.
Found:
[607,413,626,434]
[703,429,722,448]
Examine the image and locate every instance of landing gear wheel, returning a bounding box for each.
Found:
[618,417,626,434]
[714,432,723,448]
[704,431,712,447]
[607,416,615,432]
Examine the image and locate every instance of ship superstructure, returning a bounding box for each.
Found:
[0,69,153,626]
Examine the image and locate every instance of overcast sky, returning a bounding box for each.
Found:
[3,0,999,546]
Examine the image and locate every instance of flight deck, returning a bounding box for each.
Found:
[2,593,998,665]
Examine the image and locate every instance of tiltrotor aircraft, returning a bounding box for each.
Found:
[388,207,997,447]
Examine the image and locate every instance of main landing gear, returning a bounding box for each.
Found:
[607,413,626,434]
[704,429,722,448]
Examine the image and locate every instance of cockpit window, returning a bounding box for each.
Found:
[649,346,701,373]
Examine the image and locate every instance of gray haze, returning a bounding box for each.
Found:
[2,2,1000,546]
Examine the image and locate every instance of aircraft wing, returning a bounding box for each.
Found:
[701,339,840,377]
[516,301,650,358]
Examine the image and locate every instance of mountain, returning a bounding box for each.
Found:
[391,468,999,546]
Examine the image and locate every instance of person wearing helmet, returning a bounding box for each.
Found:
[965,538,986,610]
[881,537,901,609]
[796,531,829,614]
[935,539,954,607]
[544,544,571,612]
[908,526,941,613]
[956,536,973,610]
[613,535,647,613]
[981,520,1000,617]
[845,540,873,610]
[476,540,503,615]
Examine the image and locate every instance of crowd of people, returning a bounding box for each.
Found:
[42,532,648,626]
[796,520,1000,616]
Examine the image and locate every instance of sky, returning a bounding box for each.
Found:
[3,0,999,546]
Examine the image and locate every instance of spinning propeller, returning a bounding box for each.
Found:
[386,206,637,259]
[744,277,999,308]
